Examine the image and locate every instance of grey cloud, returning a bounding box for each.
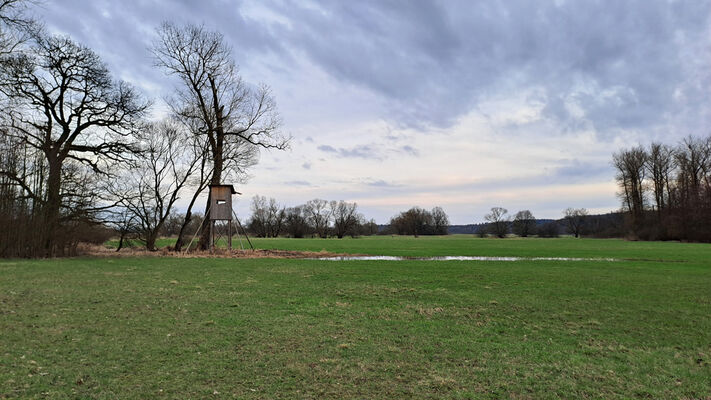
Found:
[318,144,382,160]
[301,162,312,170]
[262,0,711,136]
[364,179,402,188]
[399,145,419,157]
[317,145,337,153]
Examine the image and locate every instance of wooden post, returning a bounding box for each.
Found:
[228,222,232,250]
[210,220,215,251]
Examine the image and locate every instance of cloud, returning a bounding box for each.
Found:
[261,0,711,135]
[363,179,402,188]
[301,162,312,170]
[399,145,419,157]
[317,144,382,160]
[39,1,711,137]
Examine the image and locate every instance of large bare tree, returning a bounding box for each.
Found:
[0,33,148,255]
[152,22,288,249]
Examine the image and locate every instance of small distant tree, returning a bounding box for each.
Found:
[537,221,559,238]
[512,210,536,237]
[563,207,588,238]
[476,224,488,238]
[613,147,647,230]
[305,199,331,238]
[247,195,284,237]
[389,207,433,237]
[359,218,379,236]
[331,200,359,239]
[247,195,269,237]
[284,206,309,238]
[484,207,509,238]
[266,198,285,238]
[431,206,450,235]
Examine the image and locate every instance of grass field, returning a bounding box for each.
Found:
[2,236,710,398]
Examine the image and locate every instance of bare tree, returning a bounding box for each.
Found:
[390,207,433,237]
[284,205,309,238]
[388,207,449,236]
[613,147,647,229]
[266,197,285,238]
[331,200,359,239]
[563,207,588,238]
[246,195,284,238]
[305,199,331,238]
[512,210,536,237]
[152,22,288,249]
[247,195,269,238]
[645,143,675,216]
[0,0,35,56]
[0,33,148,255]
[431,206,450,235]
[358,218,379,236]
[111,121,201,251]
[484,207,509,238]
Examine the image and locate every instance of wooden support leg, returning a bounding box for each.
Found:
[228,222,232,250]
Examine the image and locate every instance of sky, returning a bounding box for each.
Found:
[35,0,711,224]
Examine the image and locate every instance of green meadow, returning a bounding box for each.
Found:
[2,236,710,399]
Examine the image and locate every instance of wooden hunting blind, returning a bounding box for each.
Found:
[209,184,237,221]
[209,184,240,250]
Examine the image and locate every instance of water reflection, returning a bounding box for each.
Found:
[308,256,620,262]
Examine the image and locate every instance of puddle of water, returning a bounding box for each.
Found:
[308,256,620,262]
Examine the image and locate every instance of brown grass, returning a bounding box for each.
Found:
[76,243,354,259]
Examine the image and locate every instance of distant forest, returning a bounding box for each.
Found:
[613,135,711,242]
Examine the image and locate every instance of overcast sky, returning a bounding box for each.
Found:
[37,0,711,224]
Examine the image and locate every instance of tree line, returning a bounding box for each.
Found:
[475,207,589,238]
[613,135,711,241]
[245,197,379,239]
[112,200,454,246]
[0,1,287,256]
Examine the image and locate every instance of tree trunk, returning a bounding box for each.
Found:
[146,231,158,251]
[116,233,126,252]
[199,93,225,250]
[43,157,62,257]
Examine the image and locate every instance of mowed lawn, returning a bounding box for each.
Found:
[1,237,710,399]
